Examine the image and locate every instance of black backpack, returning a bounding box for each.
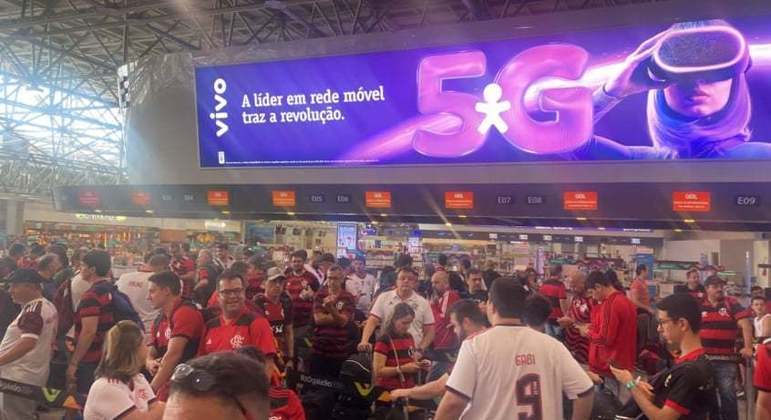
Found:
[94,282,144,331]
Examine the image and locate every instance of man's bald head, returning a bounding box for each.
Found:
[432,270,450,294]
[568,270,587,294]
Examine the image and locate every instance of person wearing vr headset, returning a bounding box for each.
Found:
[584,19,771,160]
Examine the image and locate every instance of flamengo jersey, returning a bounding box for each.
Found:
[84,374,157,420]
[446,325,593,420]
[0,297,57,386]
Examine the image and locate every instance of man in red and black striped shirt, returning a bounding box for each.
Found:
[284,251,319,362]
[67,250,115,395]
[254,267,294,370]
[539,264,568,339]
[699,275,753,420]
[309,265,356,378]
[559,271,593,364]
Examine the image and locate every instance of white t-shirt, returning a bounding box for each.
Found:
[0,297,57,386]
[755,314,771,338]
[70,273,91,311]
[66,273,93,339]
[346,272,377,312]
[116,271,160,333]
[370,290,434,345]
[446,325,593,420]
[84,374,157,420]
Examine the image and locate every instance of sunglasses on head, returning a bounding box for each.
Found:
[171,363,255,420]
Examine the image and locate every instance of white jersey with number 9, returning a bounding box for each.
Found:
[445,325,593,420]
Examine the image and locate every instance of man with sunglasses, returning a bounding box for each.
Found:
[611,293,718,419]
[198,270,276,372]
[164,352,270,420]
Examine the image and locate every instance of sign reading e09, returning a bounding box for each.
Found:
[735,195,760,207]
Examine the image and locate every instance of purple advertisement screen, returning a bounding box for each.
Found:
[195,17,771,168]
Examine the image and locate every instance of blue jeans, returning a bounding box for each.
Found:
[544,322,563,340]
[76,362,98,396]
[710,361,738,420]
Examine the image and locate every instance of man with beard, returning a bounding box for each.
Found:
[698,275,753,420]
[390,299,487,400]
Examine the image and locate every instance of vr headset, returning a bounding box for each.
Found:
[649,25,751,83]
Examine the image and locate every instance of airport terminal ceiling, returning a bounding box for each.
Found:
[4,0,771,194]
[0,0,691,197]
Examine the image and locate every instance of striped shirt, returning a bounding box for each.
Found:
[374,334,416,391]
[284,269,319,328]
[75,280,114,364]
[565,294,593,364]
[311,288,356,358]
[699,297,750,360]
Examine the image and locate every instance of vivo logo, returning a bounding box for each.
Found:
[209,78,229,137]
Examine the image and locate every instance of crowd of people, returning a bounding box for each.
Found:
[0,241,769,419]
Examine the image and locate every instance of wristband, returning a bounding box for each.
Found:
[625,380,637,390]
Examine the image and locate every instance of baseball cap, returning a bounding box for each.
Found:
[8,269,43,285]
[265,267,285,282]
[704,275,725,288]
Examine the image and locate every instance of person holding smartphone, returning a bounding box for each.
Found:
[611,293,718,419]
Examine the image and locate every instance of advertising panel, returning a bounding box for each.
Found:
[196,17,771,168]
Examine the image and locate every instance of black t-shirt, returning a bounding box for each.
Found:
[654,349,717,419]
[463,289,488,304]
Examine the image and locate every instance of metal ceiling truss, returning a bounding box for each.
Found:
[0,0,667,197]
[0,147,123,196]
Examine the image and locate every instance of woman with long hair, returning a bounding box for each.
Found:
[373,303,420,388]
[372,302,429,419]
[84,321,164,419]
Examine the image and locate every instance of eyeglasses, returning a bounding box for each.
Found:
[171,364,254,420]
[219,287,244,296]
[658,317,675,326]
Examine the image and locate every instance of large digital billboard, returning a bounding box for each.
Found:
[195,17,771,168]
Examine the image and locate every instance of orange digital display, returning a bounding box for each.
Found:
[673,191,711,212]
[272,190,296,207]
[131,191,151,206]
[207,190,230,206]
[444,191,474,209]
[365,191,392,208]
[563,191,598,211]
